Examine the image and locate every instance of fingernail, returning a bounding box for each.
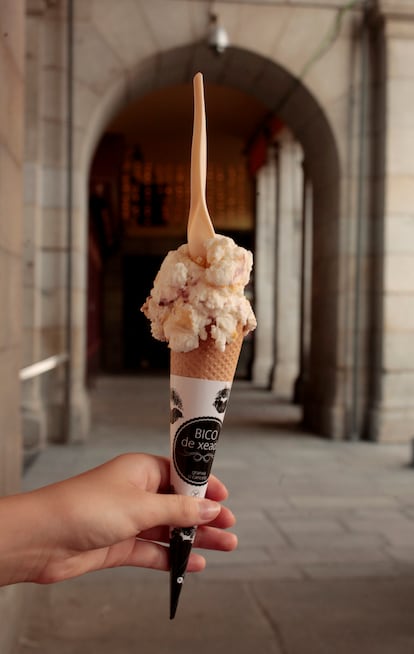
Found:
[198,499,220,521]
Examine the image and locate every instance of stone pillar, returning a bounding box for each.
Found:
[21,5,47,460]
[252,146,277,388]
[0,2,26,652]
[271,129,303,399]
[103,251,124,371]
[369,6,414,441]
[23,1,90,443]
[294,161,313,404]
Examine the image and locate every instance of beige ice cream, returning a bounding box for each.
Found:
[141,234,256,353]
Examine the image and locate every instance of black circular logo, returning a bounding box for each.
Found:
[173,417,222,485]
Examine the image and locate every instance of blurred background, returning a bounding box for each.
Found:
[2,0,414,651]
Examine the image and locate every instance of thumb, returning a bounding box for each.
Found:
[137,493,221,531]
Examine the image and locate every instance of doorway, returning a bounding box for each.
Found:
[123,254,169,372]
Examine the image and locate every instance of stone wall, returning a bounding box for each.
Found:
[370,3,414,440]
[0,2,26,651]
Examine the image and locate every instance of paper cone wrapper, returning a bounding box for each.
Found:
[169,330,243,619]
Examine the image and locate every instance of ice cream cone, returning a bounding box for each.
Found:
[170,329,244,382]
[141,73,256,618]
[169,329,244,619]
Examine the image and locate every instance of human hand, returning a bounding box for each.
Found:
[0,454,237,586]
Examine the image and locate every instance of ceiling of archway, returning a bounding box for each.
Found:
[107,82,269,164]
[86,41,340,194]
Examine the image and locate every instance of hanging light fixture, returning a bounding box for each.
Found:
[207,12,229,55]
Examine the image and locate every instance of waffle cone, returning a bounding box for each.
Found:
[170,329,244,382]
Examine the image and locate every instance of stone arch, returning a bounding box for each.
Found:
[77,43,342,439]
[81,44,340,184]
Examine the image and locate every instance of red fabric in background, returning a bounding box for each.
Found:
[247,116,284,176]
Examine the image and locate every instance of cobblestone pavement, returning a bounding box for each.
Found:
[14,376,414,654]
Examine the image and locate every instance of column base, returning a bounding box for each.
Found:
[69,387,91,443]
[21,402,47,469]
[368,406,414,443]
[252,357,273,389]
[303,400,349,440]
[272,363,297,400]
[293,373,308,404]
[46,387,90,443]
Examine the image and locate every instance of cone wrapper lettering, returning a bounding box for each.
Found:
[169,331,243,619]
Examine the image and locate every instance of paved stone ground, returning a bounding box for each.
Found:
[14,376,414,654]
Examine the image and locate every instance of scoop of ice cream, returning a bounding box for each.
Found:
[141,235,257,353]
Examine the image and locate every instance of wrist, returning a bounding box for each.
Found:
[0,490,54,585]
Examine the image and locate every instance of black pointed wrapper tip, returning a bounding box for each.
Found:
[169,528,194,619]
[169,576,181,620]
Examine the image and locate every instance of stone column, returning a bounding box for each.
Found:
[252,146,277,388]
[271,129,303,399]
[294,161,313,404]
[21,4,47,460]
[23,2,90,443]
[0,2,26,652]
[369,5,414,441]
[102,251,124,371]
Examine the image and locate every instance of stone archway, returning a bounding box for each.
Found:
[77,43,344,440]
